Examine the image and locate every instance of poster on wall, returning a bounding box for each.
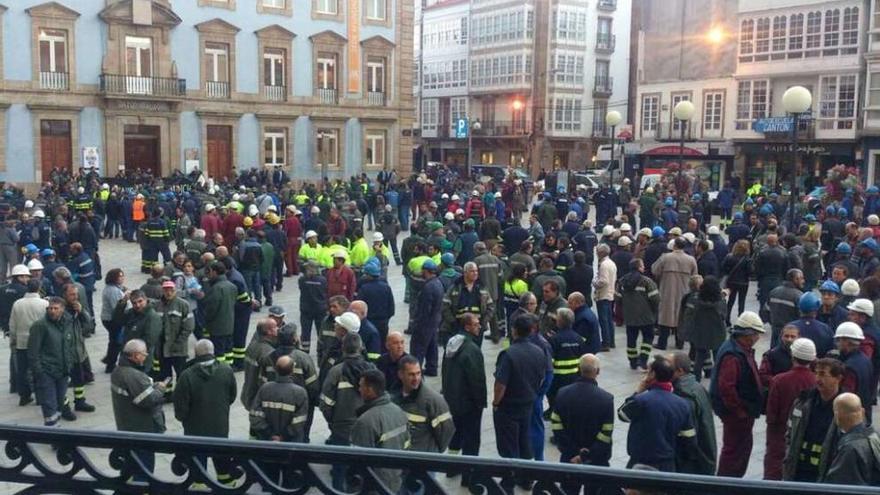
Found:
[82,147,100,171]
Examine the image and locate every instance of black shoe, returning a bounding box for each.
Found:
[61,408,77,421]
[599,346,611,353]
[74,400,96,412]
[542,409,552,421]
[424,370,438,377]
[105,363,116,373]
[629,359,638,370]
[18,396,33,407]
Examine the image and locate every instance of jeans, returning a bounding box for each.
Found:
[241,270,261,301]
[399,206,411,231]
[35,373,68,425]
[726,284,748,324]
[596,300,614,348]
[327,434,350,491]
[530,395,547,461]
[261,273,274,303]
[104,218,121,239]
[300,312,325,354]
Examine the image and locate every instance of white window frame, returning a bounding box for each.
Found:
[366,0,385,21]
[735,80,770,130]
[205,43,229,83]
[262,0,285,8]
[641,94,659,133]
[819,74,857,130]
[703,91,724,132]
[421,99,438,132]
[317,129,339,168]
[38,29,67,73]
[550,97,582,132]
[264,129,286,168]
[367,59,384,93]
[317,56,336,89]
[263,49,285,87]
[316,0,337,15]
[738,9,859,63]
[125,36,152,77]
[365,131,386,168]
[449,97,468,135]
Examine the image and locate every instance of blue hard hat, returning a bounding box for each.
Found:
[826,206,837,216]
[820,280,842,294]
[744,197,755,206]
[760,205,773,215]
[692,193,701,200]
[24,244,38,253]
[734,212,744,220]
[651,226,666,238]
[422,259,438,272]
[862,238,879,251]
[838,208,848,218]
[868,186,879,194]
[665,197,674,206]
[40,248,54,257]
[364,262,381,277]
[804,214,816,222]
[440,252,455,266]
[836,242,852,254]
[798,292,821,313]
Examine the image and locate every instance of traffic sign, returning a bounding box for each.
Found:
[752,117,795,134]
[456,118,469,139]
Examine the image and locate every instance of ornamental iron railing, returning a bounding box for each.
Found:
[0,425,877,495]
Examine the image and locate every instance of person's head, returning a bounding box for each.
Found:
[150,264,164,280]
[123,338,148,366]
[832,265,848,284]
[461,312,481,336]
[173,251,186,267]
[25,278,40,294]
[520,240,533,254]
[833,393,865,432]
[732,239,750,257]
[766,234,779,247]
[463,262,479,284]
[695,240,709,256]
[52,266,71,283]
[194,338,214,357]
[105,268,125,286]
[328,296,350,317]
[46,296,65,321]
[208,261,226,279]
[648,355,675,383]
[787,268,805,289]
[554,307,574,330]
[698,276,721,302]
[567,292,586,310]
[578,354,600,380]
[162,280,176,300]
[542,280,560,302]
[342,332,364,356]
[358,368,386,402]
[275,355,294,378]
[519,291,538,312]
[349,300,368,320]
[668,351,693,381]
[130,290,148,313]
[814,358,845,400]
[397,355,422,393]
[847,298,875,326]
[512,313,539,339]
[385,331,405,359]
[688,274,703,293]
[780,325,800,348]
[835,322,864,354]
[597,244,610,259]
[257,318,279,339]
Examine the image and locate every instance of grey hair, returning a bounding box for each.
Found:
[342,332,363,355]
[473,242,487,254]
[193,229,206,241]
[194,339,214,357]
[53,266,72,280]
[597,244,610,257]
[123,339,147,356]
[463,261,478,273]
[555,308,575,328]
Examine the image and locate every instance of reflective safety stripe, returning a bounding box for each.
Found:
[596,432,612,444]
[407,413,427,423]
[262,401,297,412]
[322,330,336,337]
[291,414,308,425]
[553,368,579,375]
[601,423,613,432]
[379,425,408,444]
[431,411,452,428]
[132,386,155,405]
[635,286,646,292]
[769,298,796,308]
[678,428,696,438]
[338,381,354,389]
[647,290,660,297]
[304,375,318,385]
[249,410,265,418]
[320,394,336,406]
[111,385,130,397]
[367,353,381,360]
[553,358,580,367]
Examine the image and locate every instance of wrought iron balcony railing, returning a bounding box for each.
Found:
[0,425,875,495]
[317,87,338,104]
[99,74,187,97]
[206,80,230,98]
[597,33,616,53]
[39,71,69,91]
[472,120,531,137]
[367,91,386,106]
[598,0,617,11]
[264,85,287,102]
[593,76,613,97]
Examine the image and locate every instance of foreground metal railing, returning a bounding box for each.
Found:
[0,425,877,495]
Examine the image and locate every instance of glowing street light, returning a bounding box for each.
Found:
[706,26,725,45]
[511,100,524,111]
[782,85,813,232]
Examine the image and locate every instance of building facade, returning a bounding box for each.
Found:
[416,0,631,175]
[0,0,414,186]
[862,0,880,183]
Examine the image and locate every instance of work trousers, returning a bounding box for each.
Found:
[383,238,401,264]
[299,312,325,354]
[656,326,684,350]
[448,409,483,456]
[726,284,748,324]
[69,360,89,405]
[285,241,300,276]
[210,335,233,365]
[494,405,533,493]
[410,327,438,375]
[0,244,17,283]
[717,414,755,477]
[232,306,252,366]
[692,348,716,379]
[327,434,351,491]
[261,273,274,304]
[15,350,31,399]
[158,356,187,392]
[35,373,68,426]
[763,423,786,480]
[369,318,390,343]
[596,300,614,348]
[272,255,284,290]
[102,319,123,370]
[625,325,654,366]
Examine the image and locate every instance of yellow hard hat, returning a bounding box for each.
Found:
[243,217,254,227]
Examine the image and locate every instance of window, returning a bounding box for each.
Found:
[125,36,152,77]
[641,95,659,132]
[871,72,880,107]
[480,151,495,165]
[422,99,438,132]
[824,9,840,48]
[205,42,229,82]
[366,0,385,20]
[469,54,530,88]
[316,129,339,168]
[788,14,803,54]
[740,19,754,56]
[263,0,285,8]
[550,97,582,132]
[755,18,770,55]
[461,17,468,44]
[806,11,822,53]
[553,9,587,42]
[422,59,467,90]
[741,10,856,62]
[552,51,584,85]
[819,75,856,130]
[317,54,336,89]
[365,131,386,167]
[704,92,724,132]
[671,94,691,131]
[842,7,859,52]
[366,57,385,93]
[592,100,608,136]
[264,128,286,167]
[263,48,285,87]
[450,97,467,134]
[39,29,67,73]
[471,8,530,46]
[316,0,337,14]
[771,16,787,54]
[735,80,769,130]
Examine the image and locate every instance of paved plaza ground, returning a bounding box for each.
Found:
[0,216,863,492]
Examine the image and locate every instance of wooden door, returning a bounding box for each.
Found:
[40,120,72,182]
[124,125,160,176]
[206,125,232,179]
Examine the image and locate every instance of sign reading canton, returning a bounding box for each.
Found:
[348,0,361,93]
[752,117,795,134]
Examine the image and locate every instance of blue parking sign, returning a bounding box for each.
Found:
[456,118,468,138]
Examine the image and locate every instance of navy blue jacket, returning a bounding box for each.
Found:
[359,318,382,362]
[414,277,444,331]
[618,385,695,469]
[356,277,395,321]
[494,338,546,408]
[572,305,601,354]
[552,378,614,465]
[791,318,833,357]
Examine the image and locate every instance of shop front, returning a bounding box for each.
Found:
[639,143,733,191]
[736,142,856,193]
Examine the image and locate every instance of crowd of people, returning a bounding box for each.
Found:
[2,163,880,492]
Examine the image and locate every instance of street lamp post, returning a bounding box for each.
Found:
[782,86,813,233]
[466,117,481,179]
[605,111,622,186]
[673,100,696,197]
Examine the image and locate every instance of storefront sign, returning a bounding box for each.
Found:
[642,144,707,156]
[752,117,794,134]
[762,143,831,155]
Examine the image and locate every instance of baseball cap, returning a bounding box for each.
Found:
[161,281,176,289]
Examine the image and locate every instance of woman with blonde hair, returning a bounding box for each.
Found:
[721,239,751,324]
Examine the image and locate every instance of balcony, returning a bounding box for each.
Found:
[206,80,229,99]
[592,122,607,138]
[472,120,531,137]
[317,87,338,104]
[264,85,287,102]
[39,71,69,91]
[593,76,613,97]
[597,0,617,11]
[367,91,386,106]
[654,121,703,141]
[99,74,186,98]
[596,33,616,54]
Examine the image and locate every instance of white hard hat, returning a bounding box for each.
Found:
[232,193,240,201]
[372,232,384,243]
[455,208,465,216]
[495,192,502,198]
[136,193,144,199]
[790,338,817,362]
[305,230,318,239]
[669,227,683,236]
[311,206,321,214]
[870,214,880,226]
[27,259,44,271]
[620,223,632,232]
[334,312,361,333]
[76,187,84,194]
[33,210,45,219]
[333,250,347,259]
[706,240,714,251]
[667,239,676,250]
[441,193,449,199]
[205,203,216,212]
[682,232,696,243]
[267,205,278,212]
[10,265,30,277]
[24,200,34,209]
[847,298,875,317]
[617,236,632,247]
[835,322,864,341]
[734,311,765,333]
[102,183,110,190]
[472,190,480,197]
[645,187,654,194]
[451,194,460,201]
[638,228,652,238]
[602,225,615,237]
[444,212,454,221]
[248,205,258,216]
[841,279,860,297]
[708,225,721,235]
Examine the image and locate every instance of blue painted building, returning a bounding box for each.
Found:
[0,0,414,185]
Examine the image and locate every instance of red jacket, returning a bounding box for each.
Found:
[465,198,485,219]
[284,216,302,241]
[327,266,356,300]
[718,343,762,418]
[222,212,243,245]
[326,216,347,239]
[764,365,816,480]
[200,213,221,240]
